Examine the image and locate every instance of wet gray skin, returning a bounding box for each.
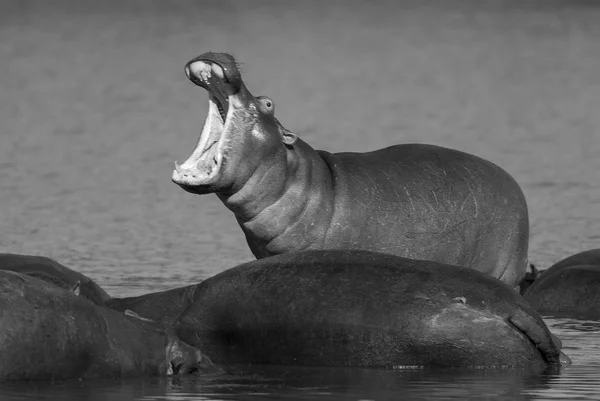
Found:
[0,270,219,381]
[523,249,600,318]
[172,52,295,195]
[0,253,110,306]
[106,250,572,370]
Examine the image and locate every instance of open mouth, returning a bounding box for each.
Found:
[187,60,230,122]
[173,58,236,185]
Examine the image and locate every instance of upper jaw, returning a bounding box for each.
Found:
[185,61,230,122]
[172,53,246,191]
[184,53,242,122]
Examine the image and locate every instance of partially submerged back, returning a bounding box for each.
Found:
[173,250,564,369]
[0,270,213,381]
[0,253,110,306]
[542,248,600,277]
[524,264,600,319]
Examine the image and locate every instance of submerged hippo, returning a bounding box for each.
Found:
[0,270,218,381]
[109,250,570,370]
[0,253,109,306]
[171,52,529,288]
[524,249,600,318]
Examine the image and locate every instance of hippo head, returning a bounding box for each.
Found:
[165,334,222,376]
[172,52,297,195]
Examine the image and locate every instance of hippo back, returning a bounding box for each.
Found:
[524,264,600,318]
[318,144,529,288]
[174,250,558,369]
[0,253,110,306]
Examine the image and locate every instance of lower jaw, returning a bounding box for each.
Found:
[175,182,217,195]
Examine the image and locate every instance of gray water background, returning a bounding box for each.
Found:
[1,0,600,399]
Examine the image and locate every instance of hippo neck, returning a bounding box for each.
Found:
[218,139,334,258]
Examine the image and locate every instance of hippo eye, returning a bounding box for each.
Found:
[257,96,274,115]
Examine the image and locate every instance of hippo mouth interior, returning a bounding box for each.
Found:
[173,60,235,184]
[212,95,228,123]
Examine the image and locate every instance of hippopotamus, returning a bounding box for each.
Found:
[171,52,529,288]
[523,249,600,318]
[108,250,570,370]
[0,270,218,381]
[0,253,110,306]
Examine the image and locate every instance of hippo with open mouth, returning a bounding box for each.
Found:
[171,52,529,288]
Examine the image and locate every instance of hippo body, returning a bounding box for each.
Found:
[524,249,600,318]
[171,52,529,288]
[0,253,110,306]
[110,250,568,370]
[0,270,216,381]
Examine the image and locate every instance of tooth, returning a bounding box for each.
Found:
[174,161,182,173]
[187,61,212,81]
[211,63,224,79]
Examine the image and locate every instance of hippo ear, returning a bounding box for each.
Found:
[70,280,81,296]
[529,263,541,278]
[279,126,297,146]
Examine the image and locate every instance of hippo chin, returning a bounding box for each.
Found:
[523,249,600,318]
[0,270,219,382]
[109,250,570,370]
[171,52,529,288]
[0,253,110,306]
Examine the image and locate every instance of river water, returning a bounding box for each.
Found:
[1,0,600,399]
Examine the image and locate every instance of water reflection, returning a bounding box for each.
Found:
[149,366,560,401]
[0,364,566,401]
[524,366,600,400]
[3,317,600,400]
[0,377,170,401]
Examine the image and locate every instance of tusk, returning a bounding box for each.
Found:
[174,161,182,173]
[187,61,212,81]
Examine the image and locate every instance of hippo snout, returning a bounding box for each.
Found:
[185,52,242,93]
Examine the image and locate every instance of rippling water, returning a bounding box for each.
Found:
[2,0,600,399]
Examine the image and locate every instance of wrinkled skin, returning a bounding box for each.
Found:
[0,253,110,306]
[109,250,570,370]
[0,271,218,382]
[523,249,600,318]
[171,52,529,288]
